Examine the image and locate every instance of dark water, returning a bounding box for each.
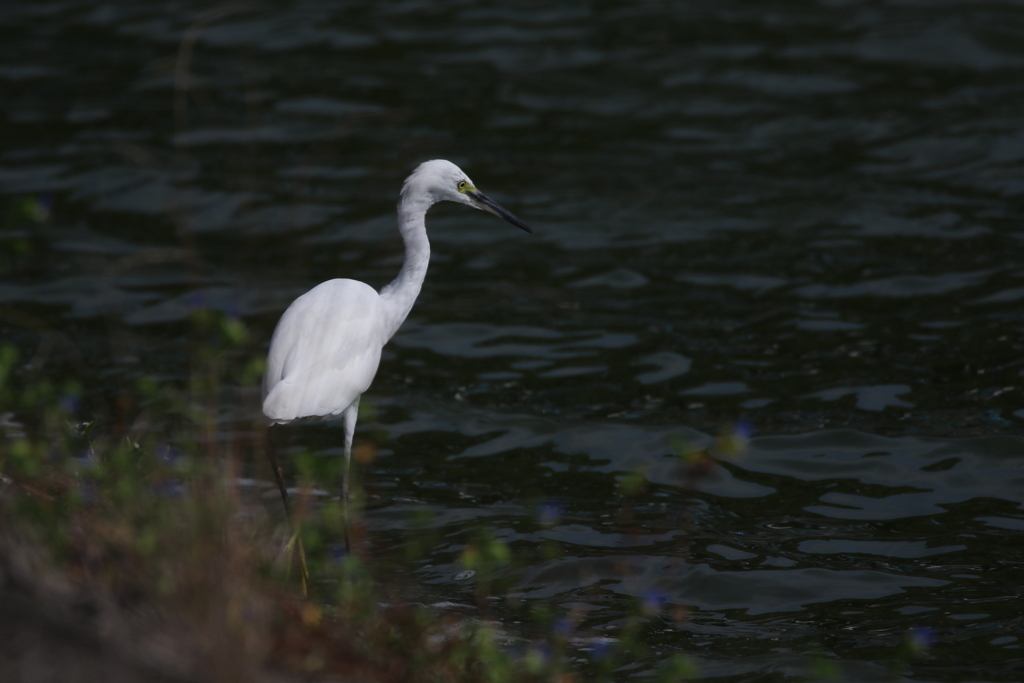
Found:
[3,0,1024,679]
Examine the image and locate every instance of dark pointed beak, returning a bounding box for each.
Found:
[467,190,533,234]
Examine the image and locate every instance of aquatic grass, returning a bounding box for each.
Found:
[0,308,669,681]
[3,402,465,680]
[1,452,705,682]
[0,296,752,681]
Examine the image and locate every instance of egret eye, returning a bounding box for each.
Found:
[457,180,468,191]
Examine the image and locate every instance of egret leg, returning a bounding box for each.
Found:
[342,397,359,549]
[266,425,291,516]
[266,425,308,595]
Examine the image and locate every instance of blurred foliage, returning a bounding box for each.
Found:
[0,301,939,682]
[0,306,704,682]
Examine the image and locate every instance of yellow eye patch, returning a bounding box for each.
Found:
[457,180,470,192]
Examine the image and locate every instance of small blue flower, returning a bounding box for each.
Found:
[641,588,668,616]
[27,194,53,222]
[734,420,754,441]
[187,291,207,310]
[588,640,611,661]
[537,500,565,528]
[908,626,936,655]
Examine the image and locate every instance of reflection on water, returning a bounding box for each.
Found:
[3,0,1024,679]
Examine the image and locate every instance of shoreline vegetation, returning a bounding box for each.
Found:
[0,309,714,683]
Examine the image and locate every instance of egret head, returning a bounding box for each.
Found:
[402,159,533,233]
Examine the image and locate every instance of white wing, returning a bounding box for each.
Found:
[262,279,386,423]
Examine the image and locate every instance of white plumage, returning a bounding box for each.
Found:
[261,159,532,509]
[263,279,383,422]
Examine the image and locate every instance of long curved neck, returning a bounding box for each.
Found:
[379,194,431,341]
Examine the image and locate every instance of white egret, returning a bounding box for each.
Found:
[262,159,532,520]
